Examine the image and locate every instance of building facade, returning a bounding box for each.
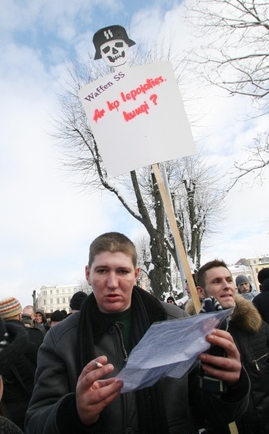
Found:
[35,283,91,314]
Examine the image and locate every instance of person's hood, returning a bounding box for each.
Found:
[35,310,47,323]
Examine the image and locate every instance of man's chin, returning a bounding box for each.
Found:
[221,300,236,309]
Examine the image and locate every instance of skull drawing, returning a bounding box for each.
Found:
[100,39,129,68]
[93,25,136,70]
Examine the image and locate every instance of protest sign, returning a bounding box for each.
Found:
[79,61,196,177]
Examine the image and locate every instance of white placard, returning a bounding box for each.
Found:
[79,61,196,177]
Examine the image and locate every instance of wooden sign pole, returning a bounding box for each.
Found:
[152,163,201,314]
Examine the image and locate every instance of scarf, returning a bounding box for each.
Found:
[76,286,169,434]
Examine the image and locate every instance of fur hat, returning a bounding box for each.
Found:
[0,317,29,376]
[258,268,269,284]
[70,291,87,310]
[0,297,22,320]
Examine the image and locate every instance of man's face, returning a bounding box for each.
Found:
[185,281,191,297]
[198,266,236,309]
[237,282,251,293]
[35,313,44,324]
[85,251,139,314]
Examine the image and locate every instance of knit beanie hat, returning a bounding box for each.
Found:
[235,275,250,287]
[0,317,29,376]
[0,297,22,320]
[70,291,87,310]
[258,268,269,284]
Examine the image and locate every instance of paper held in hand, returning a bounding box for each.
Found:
[116,309,232,393]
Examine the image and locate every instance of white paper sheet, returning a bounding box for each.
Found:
[116,309,232,392]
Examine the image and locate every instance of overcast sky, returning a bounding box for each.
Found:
[1,0,268,307]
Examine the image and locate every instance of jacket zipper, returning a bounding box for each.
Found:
[252,352,268,371]
[115,322,128,362]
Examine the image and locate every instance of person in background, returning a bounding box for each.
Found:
[253,277,269,324]
[69,291,88,313]
[50,310,64,327]
[23,305,46,335]
[195,260,269,434]
[257,267,269,291]
[35,309,46,324]
[60,310,67,318]
[25,232,249,434]
[235,275,258,301]
[35,309,49,333]
[0,297,38,431]
[0,316,25,433]
[166,296,177,305]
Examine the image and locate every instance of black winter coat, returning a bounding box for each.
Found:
[253,289,269,325]
[228,296,269,434]
[0,416,24,434]
[2,320,43,431]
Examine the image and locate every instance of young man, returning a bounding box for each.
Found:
[196,260,269,434]
[25,233,249,434]
[235,275,257,301]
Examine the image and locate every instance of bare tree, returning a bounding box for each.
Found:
[186,0,269,184]
[52,51,224,299]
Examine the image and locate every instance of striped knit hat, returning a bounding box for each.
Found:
[0,297,22,320]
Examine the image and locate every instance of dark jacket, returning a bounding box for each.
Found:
[253,278,269,324]
[187,295,269,433]
[2,320,41,431]
[25,289,249,434]
[229,296,269,434]
[0,416,24,434]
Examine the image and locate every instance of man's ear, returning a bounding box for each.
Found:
[134,267,140,282]
[197,286,205,299]
[85,265,90,283]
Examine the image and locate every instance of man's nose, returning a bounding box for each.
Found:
[222,279,231,289]
[107,272,118,287]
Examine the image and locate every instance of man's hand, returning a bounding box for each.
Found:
[76,355,123,426]
[199,328,241,386]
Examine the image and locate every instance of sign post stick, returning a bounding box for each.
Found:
[152,163,201,314]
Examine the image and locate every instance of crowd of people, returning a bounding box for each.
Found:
[0,231,268,433]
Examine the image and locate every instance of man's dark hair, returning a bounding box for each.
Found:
[195,259,228,288]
